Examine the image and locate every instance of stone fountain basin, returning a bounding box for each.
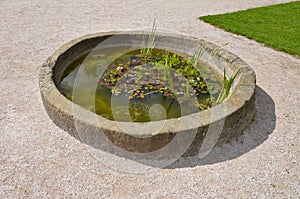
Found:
[39,31,256,157]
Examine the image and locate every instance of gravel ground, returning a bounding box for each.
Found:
[1,0,299,198]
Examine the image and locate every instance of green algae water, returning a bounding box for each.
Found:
[60,49,223,122]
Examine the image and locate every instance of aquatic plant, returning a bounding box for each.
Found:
[189,45,204,71]
[216,68,240,104]
[140,20,157,62]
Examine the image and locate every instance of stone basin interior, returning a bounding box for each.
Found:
[60,47,224,122]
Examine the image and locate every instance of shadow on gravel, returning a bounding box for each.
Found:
[167,86,276,168]
[50,85,275,170]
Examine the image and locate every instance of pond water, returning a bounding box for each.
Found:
[60,49,223,122]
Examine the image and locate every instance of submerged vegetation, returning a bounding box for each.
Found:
[98,49,210,103]
[99,21,211,104]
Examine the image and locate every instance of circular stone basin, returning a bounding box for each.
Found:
[39,31,256,158]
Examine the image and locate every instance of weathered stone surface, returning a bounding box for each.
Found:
[39,32,256,158]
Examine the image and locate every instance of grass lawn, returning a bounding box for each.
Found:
[199,1,300,57]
